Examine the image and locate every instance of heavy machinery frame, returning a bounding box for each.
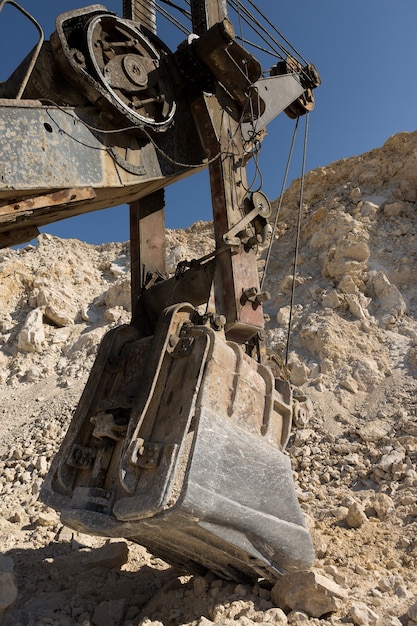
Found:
[0,0,320,582]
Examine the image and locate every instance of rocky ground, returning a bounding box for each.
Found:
[1,131,417,625]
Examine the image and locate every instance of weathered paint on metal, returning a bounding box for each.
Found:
[187,1,265,340]
[190,0,228,34]
[0,187,96,218]
[0,104,108,191]
[42,303,314,581]
[125,1,166,312]
[0,99,205,246]
[129,189,166,309]
[191,91,264,340]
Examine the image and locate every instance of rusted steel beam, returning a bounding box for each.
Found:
[0,187,96,218]
[192,93,264,341]
[0,225,39,248]
[125,1,165,310]
[123,0,156,33]
[189,2,264,341]
[190,0,228,34]
[129,189,166,310]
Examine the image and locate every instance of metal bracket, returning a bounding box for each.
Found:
[67,443,96,469]
[168,334,194,358]
[241,286,270,306]
[223,191,271,246]
[241,74,305,141]
[127,437,163,469]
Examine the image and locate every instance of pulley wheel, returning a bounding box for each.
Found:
[272,56,316,120]
[86,15,176,130]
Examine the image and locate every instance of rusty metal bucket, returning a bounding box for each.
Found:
[42,302,314,582]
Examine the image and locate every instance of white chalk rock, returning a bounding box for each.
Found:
[271,570,348,617]
[368,271,406,316]
[17,308,45,352]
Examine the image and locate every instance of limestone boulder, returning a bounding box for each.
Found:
[17,308,45,352]
[271,570,348,617]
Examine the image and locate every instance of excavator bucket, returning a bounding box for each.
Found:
[42,302,314,582]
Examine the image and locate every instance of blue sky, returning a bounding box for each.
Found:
[1,1,416,243]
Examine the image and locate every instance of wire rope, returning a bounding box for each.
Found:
[227,1,311,84]
[124,0,156,29]
[242,0,309,64]
[285,112,309,367]
[228,0,296,62]
[155,1,190,33]
[128,1,311,84]
[234,0,245,48]
[234,37,282,60]
[227,0,286,61]
[130,0,191,34]
[260,117,299,291]
[159,0,191,19]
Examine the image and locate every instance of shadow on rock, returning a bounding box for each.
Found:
[2,538,180,626]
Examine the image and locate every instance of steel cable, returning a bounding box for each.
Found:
[155,1,190,33]
[227,0,286,61]
[260,117,299,291]
[285,112,309,367]
[127,2,310,80]
[242,0,309,64]
[227,0,296,62]
[128,0,191,34]
[159,0,191,19]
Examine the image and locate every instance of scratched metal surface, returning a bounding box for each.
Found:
[0,104,109,192]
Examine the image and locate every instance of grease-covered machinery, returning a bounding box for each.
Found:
[0,0,320,582]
